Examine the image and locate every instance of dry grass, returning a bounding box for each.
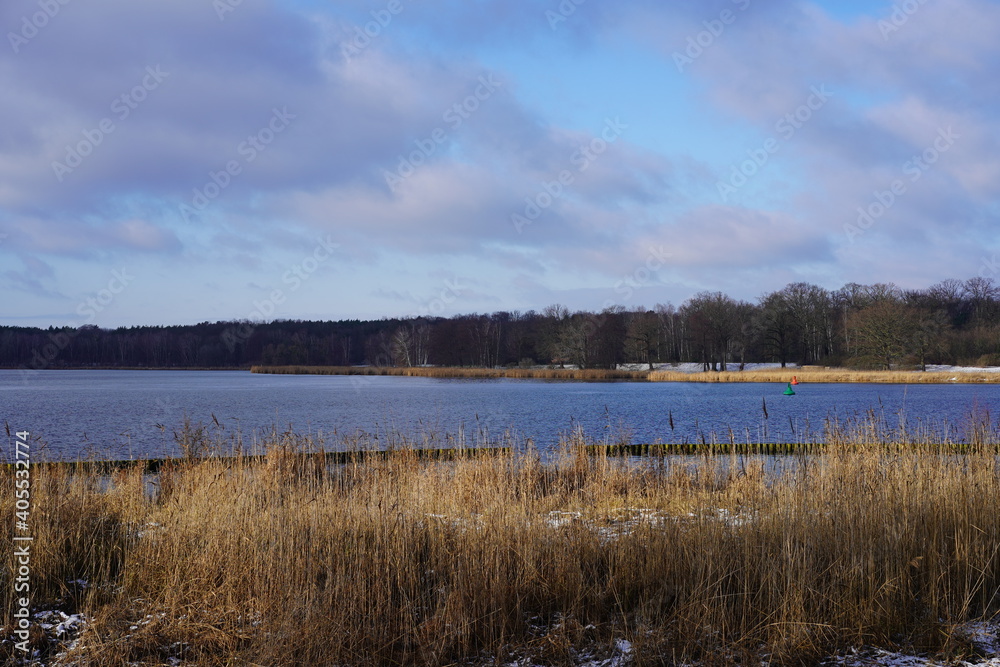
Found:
[251,365,649,380]
[253,364,1000,384]
[3,422,1000,665]
[649,366,1000,384]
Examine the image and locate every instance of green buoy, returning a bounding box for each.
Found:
[783,382,795,396]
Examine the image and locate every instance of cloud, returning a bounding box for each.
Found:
[2,254,62,299]
[3,0,999,325]
[645,206,830,268]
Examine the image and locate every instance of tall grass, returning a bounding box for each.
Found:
[3,420,1000,664]
[252,364,1000,383]
[649,367,1000,383]
[251,365,649,380]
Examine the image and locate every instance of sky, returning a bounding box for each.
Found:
[1,0,999,328]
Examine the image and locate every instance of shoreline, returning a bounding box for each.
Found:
[0,366,249,371]
[248,364,1000,384]
[4,364,1000,383]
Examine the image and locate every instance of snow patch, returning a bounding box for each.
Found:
[924,365,1000,374]
[618,362,799,372]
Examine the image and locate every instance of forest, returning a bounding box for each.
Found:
[3,277,1000,372]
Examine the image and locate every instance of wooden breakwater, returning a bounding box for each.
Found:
[5,441,991,473]
[586,442,826,456]
[586,441,994,455]
[1,446,514,474]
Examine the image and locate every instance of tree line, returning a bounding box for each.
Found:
[3,277,1000,372]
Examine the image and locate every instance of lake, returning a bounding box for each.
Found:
[1,370,998,461]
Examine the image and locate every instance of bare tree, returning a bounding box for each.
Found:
[625,309,659,369]
[540,304,571,366]
[682,292,741,371]
[757,290,795,367]
[964,276,1000,324]
[391,327,413,366]
[909,309,950,371]
[847,300,913,370]
[655,303,684,362]
[778,282,834,364]
[558,313,593,369]
[411,322,431,365]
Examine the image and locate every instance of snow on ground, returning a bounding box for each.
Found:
[925,365,1000,374]
[824,620,1000,666]
[9,607,1000,666]
[618,362,1000,374]
[498,620,1000,666]
[5,569,997,666]
[576,639,633,667]
[827,652,1000,666]
[617,362,800,372]
[1,608,90,666]
[496,620,1000,666]
[827,647,1000,665]
[544,507,753,543]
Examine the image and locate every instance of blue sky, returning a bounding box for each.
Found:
[2,0,999,327]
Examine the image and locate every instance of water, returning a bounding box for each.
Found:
[1,370,998,461]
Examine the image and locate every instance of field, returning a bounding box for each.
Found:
[3,418,1000,665]
[250,364,1000,384]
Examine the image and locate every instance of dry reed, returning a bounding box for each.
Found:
[649,366,1000,384]
[3,420,1000,665]
[251,365,649,380]
[252,364,1000,384]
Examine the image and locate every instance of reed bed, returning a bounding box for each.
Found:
[3,421,1000,665]
[649,367,1000,384]
[252,364,1000,384]
[251,365,649,380]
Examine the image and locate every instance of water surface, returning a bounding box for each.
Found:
[1,370,996,460]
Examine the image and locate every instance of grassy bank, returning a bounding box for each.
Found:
[250,364,649,380]
[251,364,1000,383]
[4,421,1000,665]
[649,366,1000,384]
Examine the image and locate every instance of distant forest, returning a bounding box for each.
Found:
[4,277,1000,372]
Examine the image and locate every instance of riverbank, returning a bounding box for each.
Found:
[649,365,1000,383]
[250,363,1000,383]
[4,422,1000,665]
[249,364,649,380]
